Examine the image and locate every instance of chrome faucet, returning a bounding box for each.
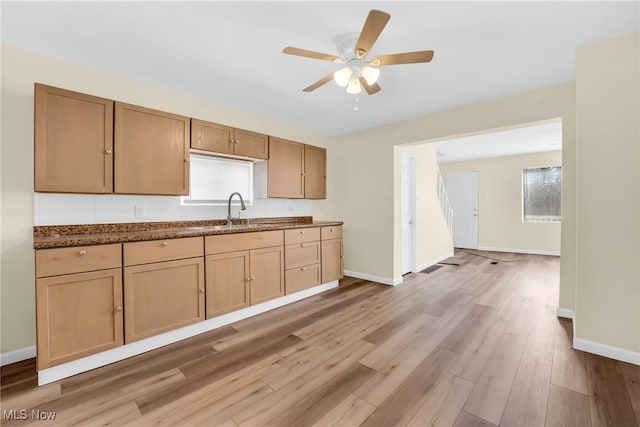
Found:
[226,192,247,226]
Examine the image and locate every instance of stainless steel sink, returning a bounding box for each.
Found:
[184,224,262,231]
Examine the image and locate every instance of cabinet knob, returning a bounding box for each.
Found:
[115,306,122,312]
[300,243,305,247]
[301,267,306,271]
[184,158,189,163]
[250,276,255,281]
[104,149,112,155]
[199,288,205,293]
[246,277,251,282]
[300,231,304,234]
[234,139,239,144]
[329,228,334,232]
[79,250,87,256]
[161,241,168,247]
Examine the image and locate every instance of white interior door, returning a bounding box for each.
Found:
[401,154,415,274]
[446,171,479,249]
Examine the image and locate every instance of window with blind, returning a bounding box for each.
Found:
[182,155,253,205]
[523,166,561,222]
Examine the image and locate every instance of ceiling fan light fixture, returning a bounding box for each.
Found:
[346,77,362,94]
[360,65,380,85]
[333,67,352,87]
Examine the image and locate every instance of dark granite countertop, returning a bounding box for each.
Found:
[34,216,343,249]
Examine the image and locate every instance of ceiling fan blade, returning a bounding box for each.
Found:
[354,9,391,58]
[359,77,381,95]
[303,73,335,92]
[283,47,341,63]
[368,50,434,66]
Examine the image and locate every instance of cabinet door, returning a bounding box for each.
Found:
[322,239,344,283]
[234,128,269,159]
[205,251,250,318]
[250,246,284,305]
[34,84,114,193]
[124,257,204,343]
[191,118,234,155]
[304,145,326,199]
[267,137,304,198]
[114,102,190,195]
[285,264,321,295]
[36,268,123,369]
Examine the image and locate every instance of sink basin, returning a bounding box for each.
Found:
[184,224,262,231]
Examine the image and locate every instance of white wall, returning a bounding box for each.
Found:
[439,150,562,255]
[574,31,639,358]
[399,144,454,270]
[34,194,311,226]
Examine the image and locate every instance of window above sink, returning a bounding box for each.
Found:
[182,155,254,206]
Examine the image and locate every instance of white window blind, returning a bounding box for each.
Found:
[523,166,561,222]
[183,155,253,205]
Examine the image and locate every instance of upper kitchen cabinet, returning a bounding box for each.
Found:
[191,119,268,160]
[266,138,326,199]
[304,145,326,199]
[34,83,114,193]
[115,102,190,195]
[268,137,305,198]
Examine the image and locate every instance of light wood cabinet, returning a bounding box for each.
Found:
[268,137,305,198]
[304,145,326,199]
[206,231,284,309]
[123,257,205,343]
[321,226,344,283]
[191,119,268,159]
[250,246,285,304]
[267,138,326,199]
[114,102,190,195]
[34,83,114,194]
[205,251,251,317]
[35,243,123,370]
[284,227,321,295]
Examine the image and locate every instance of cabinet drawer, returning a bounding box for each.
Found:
[284,227,320,245]
[36,244,121,278]
[124,237,203,266]
[205,230,283,254]
[285,241,321,269]
[321,225,343,240]
[285,263,321,295]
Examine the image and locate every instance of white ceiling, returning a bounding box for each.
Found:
[436,121,562,163]
[2,2,638,136]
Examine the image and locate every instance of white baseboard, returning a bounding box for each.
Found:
[344,270,401,286]
[556,308,574,319]
[38,281,338,385]
[414,252,454,273]
[0,346,36,366]
[574,336,640,366]
[478,246,560,256]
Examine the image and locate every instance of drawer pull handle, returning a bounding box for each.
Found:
[79,250,87,256]
[161,241,168,247]
[115,306,122,312]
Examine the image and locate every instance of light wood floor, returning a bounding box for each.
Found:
[2,250,639,426]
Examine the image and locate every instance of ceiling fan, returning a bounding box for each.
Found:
[283,9,434,95]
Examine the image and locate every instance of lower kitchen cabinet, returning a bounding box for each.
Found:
[321,226,344,283]
[205,251,251,318]
[123,257,204,343]
[36,268,123,370]
[250,246,285,305]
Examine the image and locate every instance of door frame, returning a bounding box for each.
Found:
[401,153,417,274]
